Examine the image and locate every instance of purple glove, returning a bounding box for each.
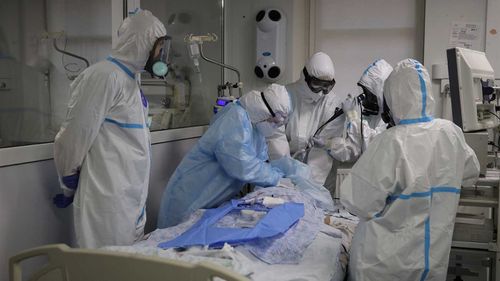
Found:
[53,194,74,208]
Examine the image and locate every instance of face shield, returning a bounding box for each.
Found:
[145,35,172,78]
[303,67,336,95]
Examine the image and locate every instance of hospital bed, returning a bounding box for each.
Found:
[10,244,248,281]
[10,184,357,281]
[102,185,357,281]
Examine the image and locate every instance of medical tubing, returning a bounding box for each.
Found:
[301,107,345,163]
[359,101,364,154]
[489,110,500,154]
[488,111,500,121]
[53,39,90,68]
[488,141,500,150]
[198,43,243,97]
[314,108,344,138]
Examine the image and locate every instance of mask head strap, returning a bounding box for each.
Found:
[261,92,276,118]
[381,97,395,128]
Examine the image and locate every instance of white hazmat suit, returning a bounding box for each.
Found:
[267,52,352,186]
[54,10,166,248]
[340,59,480,281]
[327,59,393,162]
[357,59,393,129]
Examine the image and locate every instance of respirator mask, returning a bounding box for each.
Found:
[381,98,395,128]
[357,84,379,116]
[145,36,172,78]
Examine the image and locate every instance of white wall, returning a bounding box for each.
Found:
[225,0,309,92]
[486,0,500,77]
[0,139,197,281]
[313,0,424,99]
[424,0,488,119]
[0,160,72,281]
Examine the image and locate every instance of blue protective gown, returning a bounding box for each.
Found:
[157,102,283,228]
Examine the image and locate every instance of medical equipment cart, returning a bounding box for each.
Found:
[449,169,500,281]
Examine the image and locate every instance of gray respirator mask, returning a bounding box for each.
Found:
[145,36,172,78]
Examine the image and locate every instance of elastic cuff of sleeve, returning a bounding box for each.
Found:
[62,173,80,190]
[274,167,285,178]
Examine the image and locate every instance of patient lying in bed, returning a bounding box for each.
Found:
[105,173,358,281]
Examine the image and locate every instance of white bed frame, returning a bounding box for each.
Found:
[10,244,250,281]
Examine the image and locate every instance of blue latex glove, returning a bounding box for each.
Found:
[53,194,74,208]
[270,156,311,180]
[62,173,80,190]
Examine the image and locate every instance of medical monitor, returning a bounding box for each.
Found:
[447,47,497,132]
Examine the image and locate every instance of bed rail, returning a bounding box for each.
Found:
[10,244,250,281]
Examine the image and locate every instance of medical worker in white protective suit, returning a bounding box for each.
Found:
[267,52,352,186]
[157,84,295,228]
[341,59,480,281]
[53,10,167,248]
[325,59,393,162]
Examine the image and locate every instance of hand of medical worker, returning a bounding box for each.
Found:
[342,95,359,121]
[292,148,307,162]
[270,156,311,180]
[277,177,295,189]
[312,136,326,148]
[53,193,74,208]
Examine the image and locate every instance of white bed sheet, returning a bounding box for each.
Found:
[105,184,355,281]
[107,229,344,281]
[235,231,344,281]
[106,215,346,281]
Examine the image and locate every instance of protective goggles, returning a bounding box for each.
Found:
[260,91,288,127]
[145,36,172,78]
[303,67,336,95]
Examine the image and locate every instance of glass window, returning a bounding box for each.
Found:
[0,0,223,148]
[140,0,224,131]
[0,0,112,148]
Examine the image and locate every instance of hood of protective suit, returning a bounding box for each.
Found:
[111,10,167,72]
[297,52,335,103]
[358,59,393,114]
[239,83,291,123]
[383,59,434,125]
